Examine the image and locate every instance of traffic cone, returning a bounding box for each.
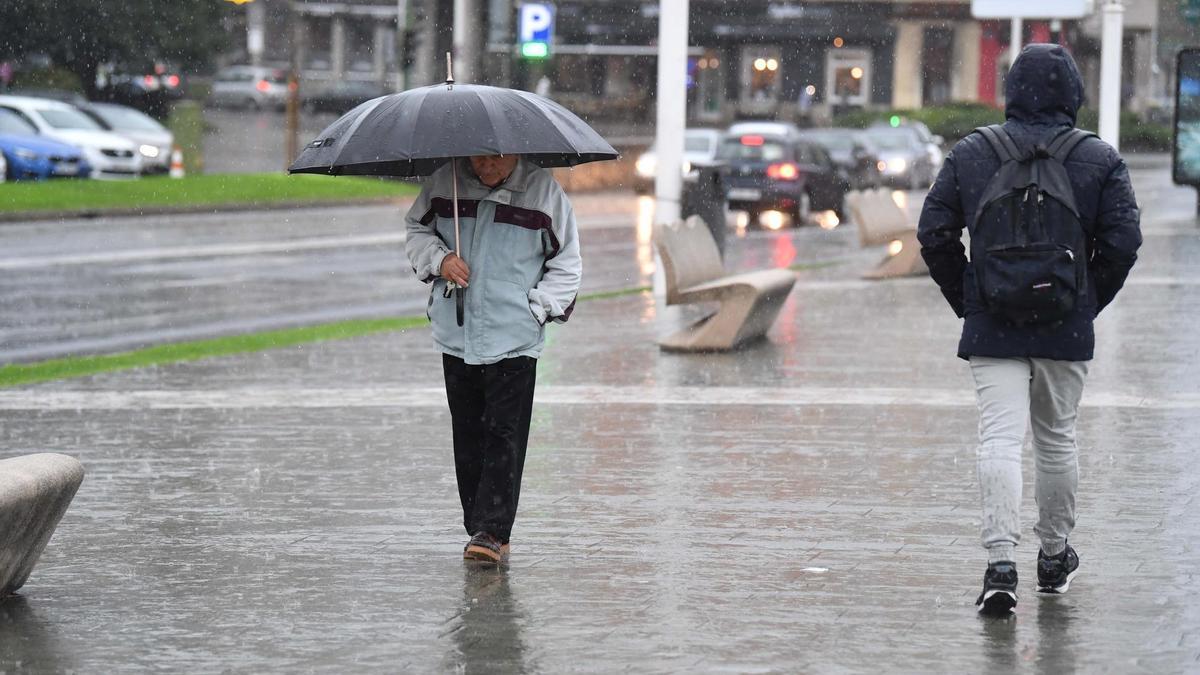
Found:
[169,147,185,179]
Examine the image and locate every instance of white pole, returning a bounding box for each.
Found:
[654,0,689,226]
[453,0,478,83]
[1010,16,1022,61]
[1099,0,1125,150]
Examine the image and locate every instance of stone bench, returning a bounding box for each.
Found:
[1,453,84,597]
[655,216,797,351]
[844,188,928,280]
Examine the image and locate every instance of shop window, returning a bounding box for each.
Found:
[825,48,871,108]
[741,46,782,103]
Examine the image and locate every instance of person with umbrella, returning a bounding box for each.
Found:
[405,152,581,563]
[290,59,615,563]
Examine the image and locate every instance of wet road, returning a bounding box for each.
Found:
[2,158,1199,672]
[0,192,842,364]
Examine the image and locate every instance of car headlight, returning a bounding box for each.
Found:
[14,148,38,161]
[681,160,693,175]
[888,157,908,174]
[139,144,160,159]
[635,155,657,179]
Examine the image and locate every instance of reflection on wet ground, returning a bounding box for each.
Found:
[2,163,1199,670]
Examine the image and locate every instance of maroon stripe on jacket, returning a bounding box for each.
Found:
[419,197,480,225]
[493,204,561,258]
[559,297,577,323]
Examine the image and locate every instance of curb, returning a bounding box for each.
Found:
[0,197,414,224]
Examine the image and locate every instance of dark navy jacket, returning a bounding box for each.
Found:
[918,44,1142,361]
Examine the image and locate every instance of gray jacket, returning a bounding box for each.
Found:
[405,158,582,364]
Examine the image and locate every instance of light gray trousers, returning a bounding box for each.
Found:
[969,356,1089,563]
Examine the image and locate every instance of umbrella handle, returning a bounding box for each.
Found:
[455,288,464,326]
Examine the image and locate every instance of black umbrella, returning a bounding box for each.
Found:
[289,55,617,325]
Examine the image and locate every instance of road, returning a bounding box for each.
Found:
[0,157,1190,365]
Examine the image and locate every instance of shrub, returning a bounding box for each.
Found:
[835,103,1171,151]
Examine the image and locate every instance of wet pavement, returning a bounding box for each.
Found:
[3,160,1200,672]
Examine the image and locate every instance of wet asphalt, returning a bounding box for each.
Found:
[2,159,1199,672]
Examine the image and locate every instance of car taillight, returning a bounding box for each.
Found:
[143,75,157,88]
[167,75,180,88]
[256,79,271,92]
[766,162,800,180]
[740,135,764,146]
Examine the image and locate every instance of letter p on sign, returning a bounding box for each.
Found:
[519,3,554,44]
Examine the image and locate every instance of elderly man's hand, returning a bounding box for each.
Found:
[440,253,470,287]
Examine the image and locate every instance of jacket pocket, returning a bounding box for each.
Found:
[481,280,541,355]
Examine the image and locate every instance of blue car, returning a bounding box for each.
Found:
[0,108,91,180]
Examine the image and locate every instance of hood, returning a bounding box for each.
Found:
[0,133,84,157]
[1005,43,1085,126]
[44,128,137,151]
[108,129,173,148]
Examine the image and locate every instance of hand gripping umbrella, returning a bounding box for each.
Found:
[289,54,618,326]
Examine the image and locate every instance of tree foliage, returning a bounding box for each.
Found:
[0,0,229,95]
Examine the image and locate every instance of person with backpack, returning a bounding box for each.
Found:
[917,44,1141,615]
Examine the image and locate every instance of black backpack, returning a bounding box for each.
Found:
[970,125,1093,324]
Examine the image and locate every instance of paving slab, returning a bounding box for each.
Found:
[2,166,1199,672]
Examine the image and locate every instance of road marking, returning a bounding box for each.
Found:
[0,385,1196,410]
[0,233,408,270]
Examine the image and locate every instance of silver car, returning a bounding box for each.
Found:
[208,66,289,111]
[77,102,175,174]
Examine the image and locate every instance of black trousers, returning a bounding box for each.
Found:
[442,353,537,543]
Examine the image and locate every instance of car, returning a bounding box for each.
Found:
[863,123,944,190]
[718,120,850,227]
[0,108,91,180]
[0,95,141,179]
[632,128,724,193]
[303,80,390,115]
[76,102,174,174]
[799,127,884,190]
[209,66,289,111]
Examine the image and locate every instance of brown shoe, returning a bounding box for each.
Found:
[464,532,510,563]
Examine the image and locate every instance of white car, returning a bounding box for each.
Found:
[633,128,724,193]
[0,150,6,182]
[77,102,174,174]
[0,95,142,179]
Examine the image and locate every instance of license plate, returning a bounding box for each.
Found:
[54,162,78,175]
[727,188,761,201]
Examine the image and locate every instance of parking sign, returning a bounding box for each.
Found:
[519,3,554,44]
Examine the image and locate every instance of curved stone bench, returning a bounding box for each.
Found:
[655,216,796,351]
[845,188,928,280]
[1,453,84,597]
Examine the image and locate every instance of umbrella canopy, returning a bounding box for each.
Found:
[288,83,618,177]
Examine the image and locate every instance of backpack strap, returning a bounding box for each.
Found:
[1045,128,1095,163]
[974,125,1023,163]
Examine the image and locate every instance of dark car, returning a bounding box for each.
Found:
[800,128,883,190]
[304,81,389,115]
[719,121,849,227]
[862,123,943,190]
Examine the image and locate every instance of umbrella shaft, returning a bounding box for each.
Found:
[451,160,461,257]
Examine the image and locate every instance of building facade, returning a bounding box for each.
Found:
[230,0,1165,123]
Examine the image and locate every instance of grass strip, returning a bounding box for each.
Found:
[0,316,428,388]
[0,173,417,214]
[0,257,847,387]
[788,259,847,272]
